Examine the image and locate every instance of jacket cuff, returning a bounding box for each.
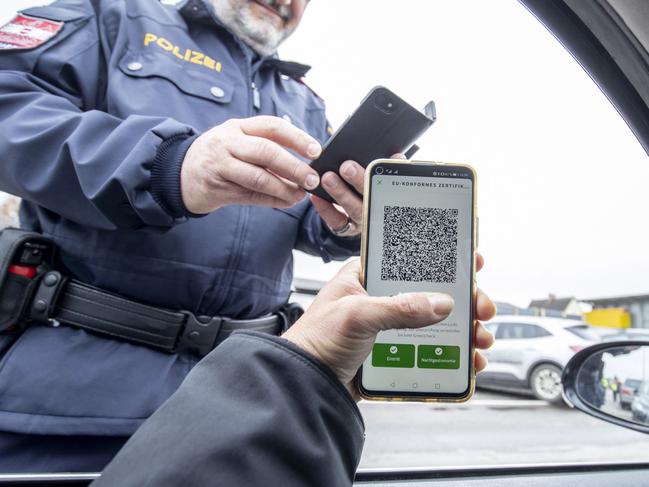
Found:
[235,331,366,458]
[322,218,362,244]
[246,331,365,429]
[319,217,361,261]
[150,133,202,219]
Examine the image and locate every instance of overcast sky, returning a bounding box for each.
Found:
[2,0,648,307]
[282,0,649,307]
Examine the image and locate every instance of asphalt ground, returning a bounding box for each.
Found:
[357,389,649,468]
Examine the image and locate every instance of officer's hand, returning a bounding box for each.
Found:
[310,153,406,237]
[181,116,322,214]
[283,254,496,400]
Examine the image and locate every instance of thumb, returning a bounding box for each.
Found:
[350,292,454,336]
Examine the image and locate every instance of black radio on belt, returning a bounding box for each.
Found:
[0,228,56,332]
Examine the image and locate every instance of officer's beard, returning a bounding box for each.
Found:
[210,0,297,57]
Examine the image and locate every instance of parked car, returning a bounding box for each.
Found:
[631,381,649,423]
[479,316,599,403]
[620,378,644,410]
[601,329,649,342]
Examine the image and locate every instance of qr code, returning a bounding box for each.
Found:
[381,206,458,283]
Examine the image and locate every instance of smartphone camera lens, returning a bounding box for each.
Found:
[374,93,396,114]
[375,166,384,175]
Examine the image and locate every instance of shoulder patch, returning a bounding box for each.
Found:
[0,14,63,51]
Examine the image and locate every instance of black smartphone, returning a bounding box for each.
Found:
[358,159,477,402]
[310,86,435,203]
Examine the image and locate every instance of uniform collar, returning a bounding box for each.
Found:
[262,58,311,79]
[178,0,219,26]
[177,0,312,79]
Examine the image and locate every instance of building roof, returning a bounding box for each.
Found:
[587,293,649,306]
[529,297,575,311]
[494,301,521,314]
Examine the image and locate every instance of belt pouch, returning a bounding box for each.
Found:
[0,228,55,332]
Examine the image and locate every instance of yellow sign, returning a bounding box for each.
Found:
[143,33,222,73]
[585,308,631,329]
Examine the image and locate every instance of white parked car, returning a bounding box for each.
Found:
[478,316,599,404]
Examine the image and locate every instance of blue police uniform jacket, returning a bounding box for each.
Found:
[0,0,359,438]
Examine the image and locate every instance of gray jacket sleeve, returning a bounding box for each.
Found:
[93,332,365,487]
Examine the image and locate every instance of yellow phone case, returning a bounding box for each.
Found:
[357,159,478,403]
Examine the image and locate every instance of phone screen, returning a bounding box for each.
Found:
[360,161,475,398]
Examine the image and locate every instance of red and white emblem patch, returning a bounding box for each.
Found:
[0,14,63,50]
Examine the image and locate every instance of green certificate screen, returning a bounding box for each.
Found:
[362,172,473,395]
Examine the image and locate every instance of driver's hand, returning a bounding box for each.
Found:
[181,116,322,214]
[283,254,496,400]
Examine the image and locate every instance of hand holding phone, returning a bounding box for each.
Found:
[310,152,405,238]
[282,247,495,402]
[359,160,478,402]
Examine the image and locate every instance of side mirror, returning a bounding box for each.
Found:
[562,340,649,434]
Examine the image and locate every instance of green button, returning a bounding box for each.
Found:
[372,343,415,368]
[418,345,461,369]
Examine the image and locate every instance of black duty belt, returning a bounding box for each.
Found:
[24,270,288,357]
[0,228,302,357]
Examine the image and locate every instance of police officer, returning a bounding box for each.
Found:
[94,259,496,486]
[0,0,374,472]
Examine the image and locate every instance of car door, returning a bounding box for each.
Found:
[481,323,529,385]
[483,322,556,387]
[517,322,557,374]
